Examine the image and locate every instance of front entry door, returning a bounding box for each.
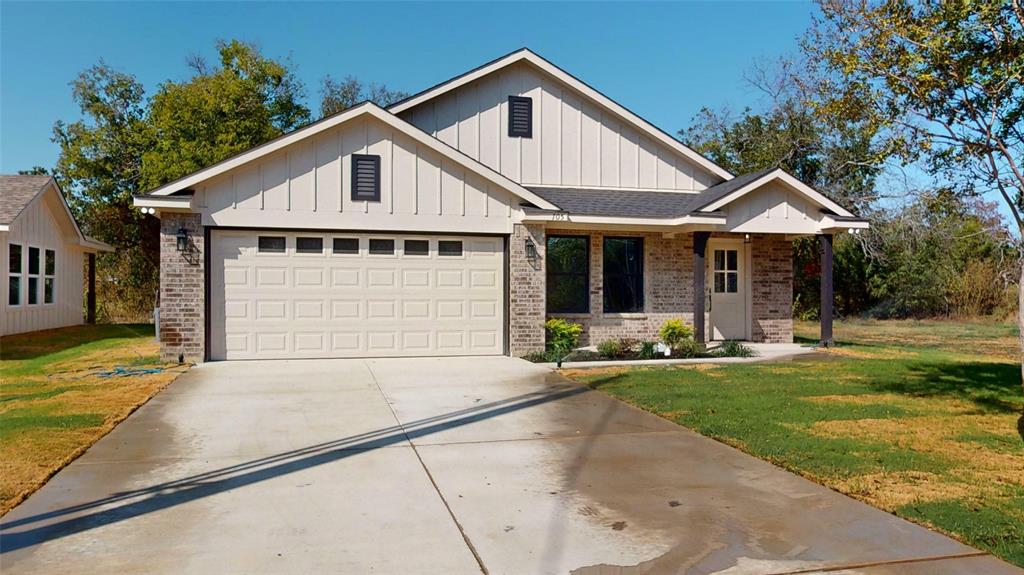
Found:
[707,239,747,340]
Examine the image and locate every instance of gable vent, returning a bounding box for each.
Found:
[508,96,532,138]
[351,154,381,201]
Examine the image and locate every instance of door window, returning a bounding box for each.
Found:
[713,249,738,294]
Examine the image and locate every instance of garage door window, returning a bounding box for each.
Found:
[438,240,463,257]
[296,237,323,254]
[258,236,286,253]
[333,238,359,255]
[369,239,395,255]
[403,239,429,256]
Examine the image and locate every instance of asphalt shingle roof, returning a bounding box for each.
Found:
[0,175,52,225]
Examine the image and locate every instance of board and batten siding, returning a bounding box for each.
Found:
[195,116,520,234]
[723,181,826,234]
[399,62,717,192]
[0,194,85,336]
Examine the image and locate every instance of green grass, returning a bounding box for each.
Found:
[0,324,185,515]
[563,319,1024,567]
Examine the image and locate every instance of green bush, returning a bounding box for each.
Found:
[659,319,693,348]
[716,340,756,358]
[672,339,702,358]
[545,318,583,357]
[597,339,623,358]
[638,341,658,359]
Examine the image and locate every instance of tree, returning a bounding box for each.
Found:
[803,0,1024,381]
[18,166,49,175]
[319,75,408,117]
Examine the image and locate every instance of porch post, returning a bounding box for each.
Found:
[87,252,96,324]
[819,233,833,347]
[693,231,710,346]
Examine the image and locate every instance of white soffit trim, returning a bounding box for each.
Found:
[521,212,726,227]
[133,195,195,210]
[144,102,559,211]
[389,49,734,182]
[701,169,856,218]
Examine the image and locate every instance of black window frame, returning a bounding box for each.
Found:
[368,238,395,255]
[437,240,463,257]
[295,236,324,254]
[332,237,359,255]
[508,96,533,138]
[257,236,286,254]
[546,235,590,314]
[602,236,644,313]
[403,239,430,257]
[351,154,381,202]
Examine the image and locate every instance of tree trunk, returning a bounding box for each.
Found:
[1019,256,1024,392]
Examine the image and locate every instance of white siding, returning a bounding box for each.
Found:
[1,192,86,336]
[723,181,824,234]
[399,62,713,192]
[197,116,520,234]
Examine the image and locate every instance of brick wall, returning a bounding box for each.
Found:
[508,224,546,355]
[750,233,793,343]
[159,213,205,363]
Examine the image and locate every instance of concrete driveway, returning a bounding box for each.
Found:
[1,357,1020,575]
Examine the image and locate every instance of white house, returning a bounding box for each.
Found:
[1,175,111,336]
[134,48,867,362]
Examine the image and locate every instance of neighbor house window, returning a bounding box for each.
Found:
[8,243,21,306]
[333,238,359,255]
[27,246,40,305]
[546,235,589,313]
[257,236,286,253]
[351,154,381,202]
[296,237,323,254]
[603,237,643,313]
[508,96,532,138]
[438,240,463,257]
[44,249,55,304]
[403,239,429,256]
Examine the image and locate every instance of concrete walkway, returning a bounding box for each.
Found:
[1,357,1020,574]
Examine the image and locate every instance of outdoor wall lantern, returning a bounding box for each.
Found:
[176,227,189,252]
[524,238,538,262]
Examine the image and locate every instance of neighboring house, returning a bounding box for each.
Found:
[1,175,111,336]
[134,48,867,362]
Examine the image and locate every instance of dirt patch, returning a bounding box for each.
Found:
[559,366,631,380]
[824,346,919,360]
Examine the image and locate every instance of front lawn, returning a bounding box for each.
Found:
[0,324,187,515]
[562,318,1024,567]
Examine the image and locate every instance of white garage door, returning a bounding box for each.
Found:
[210,231,505,360]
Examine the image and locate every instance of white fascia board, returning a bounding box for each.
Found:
[389,49,734,182]
[143,102,557,211]
[701,169,856,218]
[78,237,114,253]
[521,212,727,227]
[133,195,195,210]
[0,224,8,232]
[819,213,870,232]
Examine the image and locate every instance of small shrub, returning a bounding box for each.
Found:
[545,318,583,357]
[716,340,756,358]
[597,339,624,358]
[659,319,693,348]
[638,341,658,359]
[521,351,550,363]
[671,339,702,358]
[617,337,640,353]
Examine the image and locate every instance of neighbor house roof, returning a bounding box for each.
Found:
[0,175,112,251]
[388,48,734,182]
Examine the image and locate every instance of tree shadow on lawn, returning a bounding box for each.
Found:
[878,360,1023,415]
[0,324,154,361]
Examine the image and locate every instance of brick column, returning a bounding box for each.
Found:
[509,224,546,356]
[159,213,205,363]
[750,234,793,343]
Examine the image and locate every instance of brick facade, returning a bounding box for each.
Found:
[750,233,793,343]
[508,224,546,355]
[159,213,205,363]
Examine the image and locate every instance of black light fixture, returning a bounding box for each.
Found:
[176,227,189,252]
[524,238,537,261]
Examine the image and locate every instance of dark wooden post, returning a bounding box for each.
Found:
[87,253,96,324]
[819,233,833,347]
[693,231,710,346]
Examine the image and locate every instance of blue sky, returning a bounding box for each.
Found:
[0,1,816,173]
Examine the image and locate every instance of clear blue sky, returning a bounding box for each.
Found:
[0,1,816,173]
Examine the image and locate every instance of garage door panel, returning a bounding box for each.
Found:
[211,231,504,360]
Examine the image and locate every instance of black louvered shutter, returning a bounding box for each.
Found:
[351,154,381,201]
[508,96,532,138]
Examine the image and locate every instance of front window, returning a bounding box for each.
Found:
[603,237,643,313]
[546,236,589,313]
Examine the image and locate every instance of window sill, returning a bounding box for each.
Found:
[547,313,591,319]
[602,313,648,319]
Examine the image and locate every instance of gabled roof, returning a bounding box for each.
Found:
[388,48,734,182]
[0,175,112,251]
[695,168,855,217]
[141,102,559,211]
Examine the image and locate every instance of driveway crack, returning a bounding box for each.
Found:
[364,360,489,575]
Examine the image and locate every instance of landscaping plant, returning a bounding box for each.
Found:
[659,319,693,349]
[544,318,583,363]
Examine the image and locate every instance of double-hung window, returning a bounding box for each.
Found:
[8,244,22,306]
[546,236,589,313]
[603,237,644,313]
[44,249,56,304]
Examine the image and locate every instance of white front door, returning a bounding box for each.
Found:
[708,239,748,340]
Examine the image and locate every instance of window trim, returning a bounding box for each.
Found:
[602,236,645,314]
[8,243,22,307]
[351,154,382,202]
[508,96,533,138]
[546,234,590,314]
[43,249,56,305]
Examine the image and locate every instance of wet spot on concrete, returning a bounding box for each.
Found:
[668,500,681,507]
[610,521,627,531]
[504,525,515,532]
